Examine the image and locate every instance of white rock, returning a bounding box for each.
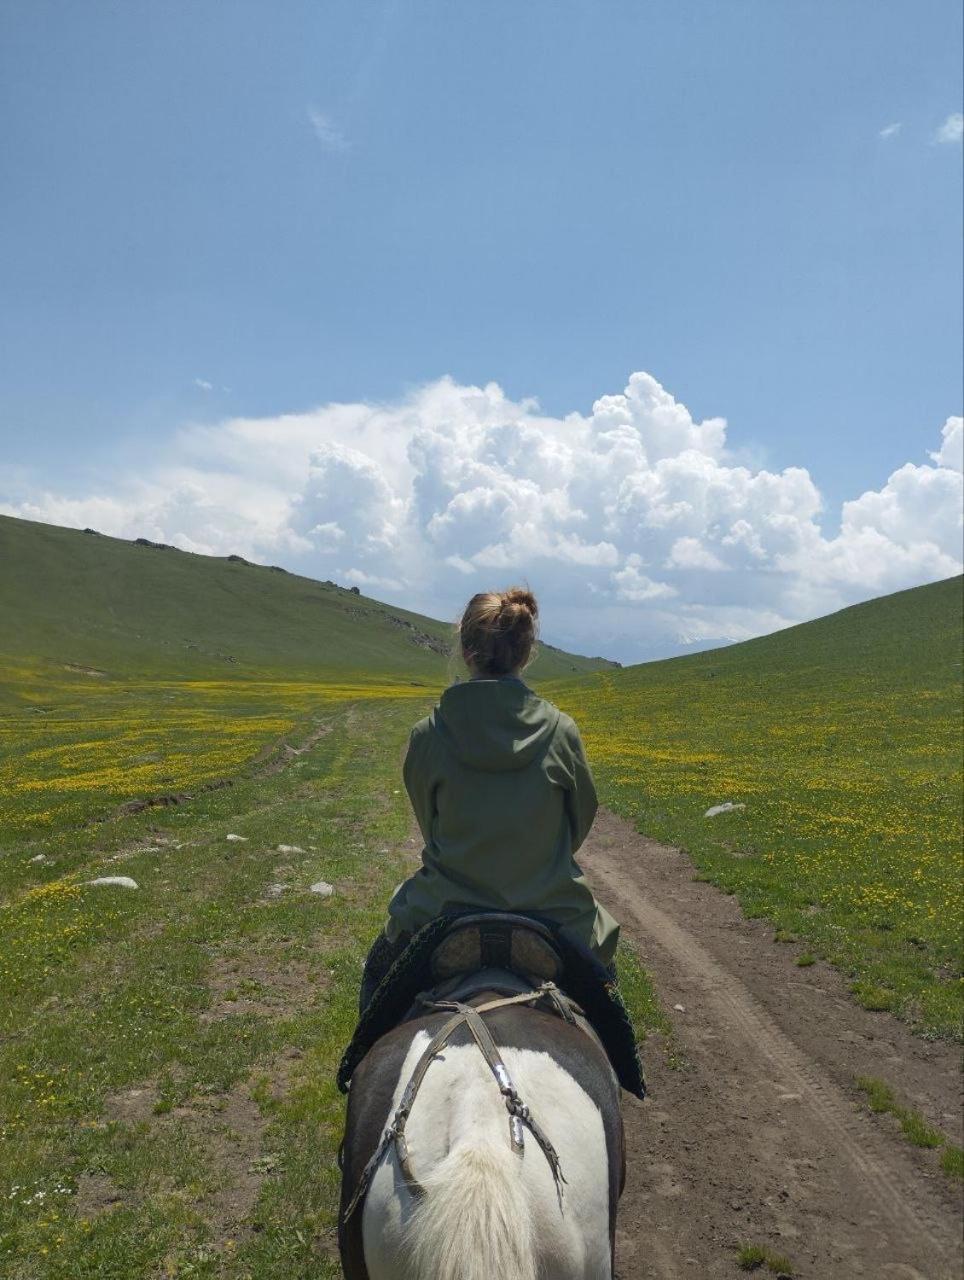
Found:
[29,854,48,863]
[226,833,248,842]
[310,880,334,897]
[673,1003,686,1013]
[704,802,746,818]
[276,844,304,854]
[86,876,139,890]
[265,883,290,897]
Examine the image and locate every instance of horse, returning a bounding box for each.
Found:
[338,917,626,1280]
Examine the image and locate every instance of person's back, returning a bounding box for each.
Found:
[360,586,619,1009]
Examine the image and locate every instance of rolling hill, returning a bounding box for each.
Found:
[1,524,960,1277]
[0,513,617,688]
[546,573,964,1034]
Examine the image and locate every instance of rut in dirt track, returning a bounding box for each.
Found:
[580,808,962,1280]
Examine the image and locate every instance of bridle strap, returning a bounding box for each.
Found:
[342,981,571,1223]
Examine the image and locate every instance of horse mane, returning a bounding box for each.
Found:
[404,1140,536,1280]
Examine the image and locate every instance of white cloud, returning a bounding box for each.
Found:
[879,122,902,139]
[307,107,350,152]
[929,416,963,472]
[665,536,728,571]
[193,378,214,391]
[612,554,678,603]
[2,372,961,663]
[934,112,964,144]
[343,567,406,591]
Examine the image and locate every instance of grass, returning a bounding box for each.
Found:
[856,1076,962,1179]
[0,512,617,844]
[0,512,615,693]
[547,575,964,1038]
[0,664,429,840]
[614,937,683,1069]
[1,693,430,1277]
[1,673,667,1279]
[4,512,961,1272]
[737,1242,794,1273]
[0,701,414,1280]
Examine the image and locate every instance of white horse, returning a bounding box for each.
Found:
[339,976,624,1280]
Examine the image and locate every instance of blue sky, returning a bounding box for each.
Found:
[1,2,961,661]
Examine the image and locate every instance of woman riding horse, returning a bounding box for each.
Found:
[340,589,627,1280]
[360,585,621,1006]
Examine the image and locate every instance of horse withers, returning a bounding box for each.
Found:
[338,914,626,1280]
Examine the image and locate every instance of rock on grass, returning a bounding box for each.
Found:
[704,802,746,818]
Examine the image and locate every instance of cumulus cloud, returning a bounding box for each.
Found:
[665,536,729,571]
[2,373,960,663]
[934,112,963,144]
[929,415,963,472]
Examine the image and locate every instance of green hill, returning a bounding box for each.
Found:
[546,574,964,1036]
[1,531,960,1276]
[0,513,616,688]
[0,513,615,838]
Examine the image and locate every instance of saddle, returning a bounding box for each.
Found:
[337,911,646,1100]
[430,911,563,983]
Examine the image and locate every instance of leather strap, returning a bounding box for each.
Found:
[341,982,573,1223]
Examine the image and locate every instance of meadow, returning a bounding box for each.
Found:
[2,687,432,1278]
[1,664,657,1279]
[0,659,432,841]
[3,513,960,1275]
[547,575,964,1037]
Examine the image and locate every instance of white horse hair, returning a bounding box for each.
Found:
[358,1030,615,1280]
[405,1140,536,1280]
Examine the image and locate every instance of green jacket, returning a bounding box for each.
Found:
[385,676,620,964]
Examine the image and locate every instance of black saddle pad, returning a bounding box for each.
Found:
[338,914,646,1099]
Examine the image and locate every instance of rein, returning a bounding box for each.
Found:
[341,981,573,1223]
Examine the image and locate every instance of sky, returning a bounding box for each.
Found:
[1,1,961,663]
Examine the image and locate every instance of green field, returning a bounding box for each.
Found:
[546,575,964,1036]
[0,516,643,1279]
[2,693,426,1277]
[0,512,614,840]
[2,514,961,1276]
[0,513,615,691]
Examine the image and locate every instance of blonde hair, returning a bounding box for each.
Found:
[459,587,538,677]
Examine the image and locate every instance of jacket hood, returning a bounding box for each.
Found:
[431,678,560,772]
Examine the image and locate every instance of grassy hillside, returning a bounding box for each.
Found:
[547,575,964,1036]
[0,513,614,837]
[0,515,656,1276]
[1,511,958,1274]
[0,514,615,687]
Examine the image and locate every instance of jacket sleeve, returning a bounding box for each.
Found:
[561,718,598,852]
[402,724,435,848]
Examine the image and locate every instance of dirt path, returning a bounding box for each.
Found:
[580,808,963,1280]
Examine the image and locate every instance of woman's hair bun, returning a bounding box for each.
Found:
[459,585,539,675]
[500,587,538,619]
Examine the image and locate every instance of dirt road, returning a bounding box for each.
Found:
[581,808,962,1280]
